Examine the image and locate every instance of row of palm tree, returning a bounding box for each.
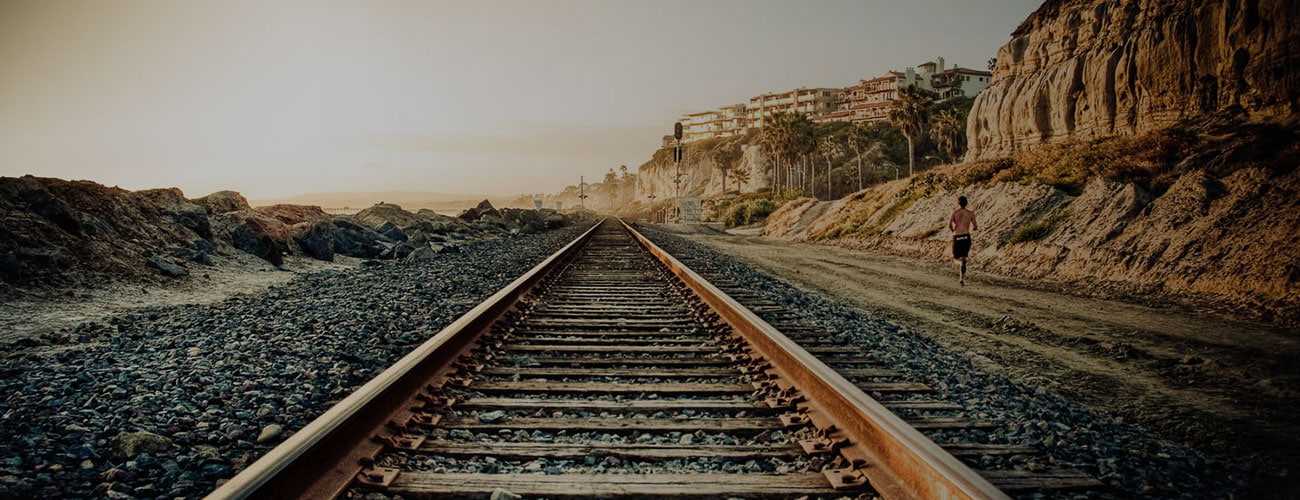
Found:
[753,85,970,200]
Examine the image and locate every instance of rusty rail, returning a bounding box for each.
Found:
[205,222,602,500]
[205,219,1013,499]
[621,220,1009,500]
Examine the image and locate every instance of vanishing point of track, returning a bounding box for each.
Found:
[206,220,1098,499]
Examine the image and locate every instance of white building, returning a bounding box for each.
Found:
[746,88,838,128]
[679,103,749,143]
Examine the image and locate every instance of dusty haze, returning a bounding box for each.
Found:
[1,0,1038,199]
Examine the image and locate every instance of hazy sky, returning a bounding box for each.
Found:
[1,0,1040,199]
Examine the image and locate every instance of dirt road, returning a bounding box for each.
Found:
[681,232,1300,478]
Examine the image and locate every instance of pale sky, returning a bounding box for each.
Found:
[1,0,1040,199]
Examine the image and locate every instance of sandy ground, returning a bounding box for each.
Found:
[679,231,1300,478]
[0,252,356,344]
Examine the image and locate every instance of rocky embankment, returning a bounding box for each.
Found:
[0,176,572,290]
[968,0,1300,159]
[0,225,590,499]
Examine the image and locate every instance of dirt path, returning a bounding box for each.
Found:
[682,232,1300,477]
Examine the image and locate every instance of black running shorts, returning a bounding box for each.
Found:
[953,234,971,258]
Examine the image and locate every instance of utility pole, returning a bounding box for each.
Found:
[672,122,683,221]
[578,176,588,211]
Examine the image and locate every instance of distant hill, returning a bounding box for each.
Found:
[249,191,515,211]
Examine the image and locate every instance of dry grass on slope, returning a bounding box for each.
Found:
[805,118,1299,243]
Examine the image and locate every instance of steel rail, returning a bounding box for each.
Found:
[621,219,1010,500]
[205,221,603,500]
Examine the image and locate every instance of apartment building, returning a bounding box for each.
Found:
[680,109,720,143]
[671,56,993,135]
[931,66,993,99]
[678,103,749,143]
[815,57,992,124]
[746,88,838,128]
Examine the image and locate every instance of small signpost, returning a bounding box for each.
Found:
[677,196,702,222]
[533,199,543,210]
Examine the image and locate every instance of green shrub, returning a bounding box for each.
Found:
[722,198,778,227]
[948,157,1012,188]
[1008,221,1055,243]
[1008,211,1069,244]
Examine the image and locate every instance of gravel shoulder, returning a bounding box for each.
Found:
[0,225,590,500]
[0,253,356,345]
[672,230,1299,489]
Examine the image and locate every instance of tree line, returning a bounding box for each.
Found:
[512,165,638,212]
[752,86,974,200]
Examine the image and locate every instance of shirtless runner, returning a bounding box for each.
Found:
[949,196,977,286]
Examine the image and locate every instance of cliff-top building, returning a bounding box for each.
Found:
[674,57,991,138]
[679,103,749,143]
[746,88,838,128]
[816,57,992,124]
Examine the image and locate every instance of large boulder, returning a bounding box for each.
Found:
[194,191,251,215]
[502,208,543,227]
[293,220,335,261]
[458,200,501,222]
[331,216,391,258]
[414,209,469,233]
[170,204,211,239]
[542,212,571,230]
[257,204,330,226]
[132,188,212,239]
[145,255,188,278]
[354,203,422,230]
[384,241,417,259]
[375,221,408,242]
[214,212,291,266]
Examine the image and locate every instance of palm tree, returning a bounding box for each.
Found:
[708,142,742,194]
[929,110,965,163]
[757,116,788,192]
[845,123,871,192]
[602,168,618,209]
[760,112,814,196]
[817,134,841,199]
[779,113,816,195]
[889,84,937,177]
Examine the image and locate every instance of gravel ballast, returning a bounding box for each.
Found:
[0,225,590,499]
[637,226,1271,500]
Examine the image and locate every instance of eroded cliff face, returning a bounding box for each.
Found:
[637,143,773,200]
[968,0,1300,159]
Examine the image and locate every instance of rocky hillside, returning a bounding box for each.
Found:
[0,176,571,289]
[766,120,1300,324]
[762,0,1300,324]
[968,0,1300,159]
[636,135,773,200]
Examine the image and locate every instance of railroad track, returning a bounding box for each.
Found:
[207,220,1099,500]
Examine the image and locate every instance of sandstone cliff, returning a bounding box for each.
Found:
[968,0,1300,159]
[636,136,773,200]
